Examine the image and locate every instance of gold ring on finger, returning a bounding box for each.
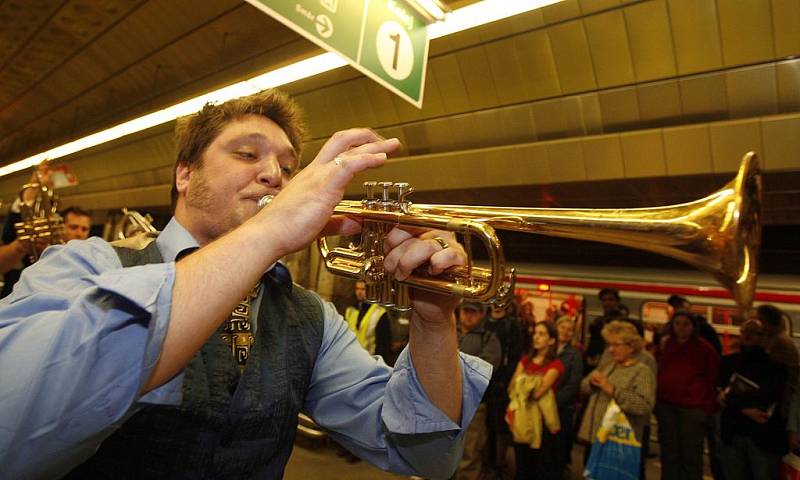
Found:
[432,237,449,250]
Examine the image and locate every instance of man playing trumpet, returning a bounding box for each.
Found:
[0,89,491,479]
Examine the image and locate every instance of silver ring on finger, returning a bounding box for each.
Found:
[432,236,449,251]
[333,156,344,166]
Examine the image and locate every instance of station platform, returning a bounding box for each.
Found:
[283,436,702,480]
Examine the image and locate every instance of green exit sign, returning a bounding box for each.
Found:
[246,0,429,108]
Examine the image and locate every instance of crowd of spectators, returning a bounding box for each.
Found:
[449,288,799,480]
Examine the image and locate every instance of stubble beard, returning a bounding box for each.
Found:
[185,170,240,241]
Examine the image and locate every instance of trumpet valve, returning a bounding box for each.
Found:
[362,256,385,282]
[362,181,378,210]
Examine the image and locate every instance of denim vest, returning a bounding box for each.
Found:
[66,237,324,479]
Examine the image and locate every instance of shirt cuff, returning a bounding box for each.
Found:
[382,347,492,435]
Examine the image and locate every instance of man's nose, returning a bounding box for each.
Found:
[257,156,282,187]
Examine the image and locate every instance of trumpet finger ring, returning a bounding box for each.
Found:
[333,156,343,166]
[432,237,449,250]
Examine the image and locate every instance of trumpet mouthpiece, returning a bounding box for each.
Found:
[258,195,274,210]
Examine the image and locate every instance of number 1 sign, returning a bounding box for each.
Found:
[246,0,429,108]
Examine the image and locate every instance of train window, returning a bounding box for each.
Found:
[514,287,585,338]
[640,301,741,352]
[641,302,669,325]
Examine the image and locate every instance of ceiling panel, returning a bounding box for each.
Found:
[667,0,723,75]
[725,64,778,118]
[427,54,470,114]
[546,139,586,182]
[709,119,763,172]
[542,0,583,24]
[295,89,334,138]
[717,0,775,66]
[578,92,604,134]
[400,121,429,155]
[484,104,537,146]
[772,0,800,57]
[579,0,623,15]
[362,77,402,127]
[532,99,573,140]
[484,37,528,105]
[679,73,728,121]
[516,143,552,184]
[548,20,597,94]
[637,80,682,125]
[324,83,359,132]
[0,0,62,67]
[598,86,640,130]
[418,69,447,119]
[584,9,635,88]
[389,84,426,124]
[514,29,561,100]
[776,59,800,112]
[624,0,676,82]
[0,0,138,107]
[455,46,499,110]
[507,8,546,34]
[663,124,713,175]
[582,135,624,180]
[620,129,666,177]
[421,117,457,153]
[761,115,800,170]
[340,78,380,128]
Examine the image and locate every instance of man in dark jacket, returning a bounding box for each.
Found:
[455,301,501,480]
[717,319,787,480]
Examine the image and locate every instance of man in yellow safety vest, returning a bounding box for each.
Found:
[345,280,391,360]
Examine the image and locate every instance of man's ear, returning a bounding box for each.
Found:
[175,162,192,195]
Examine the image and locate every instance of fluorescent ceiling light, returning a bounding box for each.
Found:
[429,0,563,39]
[406,0,449,22]
[0,0,561,178]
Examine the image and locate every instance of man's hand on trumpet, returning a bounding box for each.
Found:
[383,227,467,423]
[384,227,467,321]
[254,128,400,256]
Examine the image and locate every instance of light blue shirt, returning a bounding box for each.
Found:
[0,218,491,479]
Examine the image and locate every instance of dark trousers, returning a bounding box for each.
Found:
[718,434,781,480]
[556,406,576,473]
[514,430,558,479]
[655,402,707,480]
[707,413,726,480]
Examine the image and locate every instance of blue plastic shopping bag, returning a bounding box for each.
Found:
[584,400,641,480]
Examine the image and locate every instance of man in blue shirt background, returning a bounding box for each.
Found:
[0,89,491,479]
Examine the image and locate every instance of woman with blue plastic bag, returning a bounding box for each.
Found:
[578,321,656,479]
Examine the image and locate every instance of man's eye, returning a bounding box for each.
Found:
[235,150,256,159]
[281,166,293,175]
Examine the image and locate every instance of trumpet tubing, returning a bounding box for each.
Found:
[14,181,64,263]
[318,152,762,314]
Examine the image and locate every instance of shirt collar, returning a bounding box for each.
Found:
[156,216,292,291]
[156,217,199,262]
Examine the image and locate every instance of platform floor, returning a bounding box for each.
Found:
[283,437,708,480]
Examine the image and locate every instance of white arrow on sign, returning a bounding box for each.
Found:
[315,14,333,39]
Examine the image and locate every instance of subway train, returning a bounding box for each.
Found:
[512,262,800,352]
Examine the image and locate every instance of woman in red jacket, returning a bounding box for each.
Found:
[655,312,720,480]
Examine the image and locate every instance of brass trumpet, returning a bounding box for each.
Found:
[319,152,762,315]
[104,208,158,241]
[15,176,64,263]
